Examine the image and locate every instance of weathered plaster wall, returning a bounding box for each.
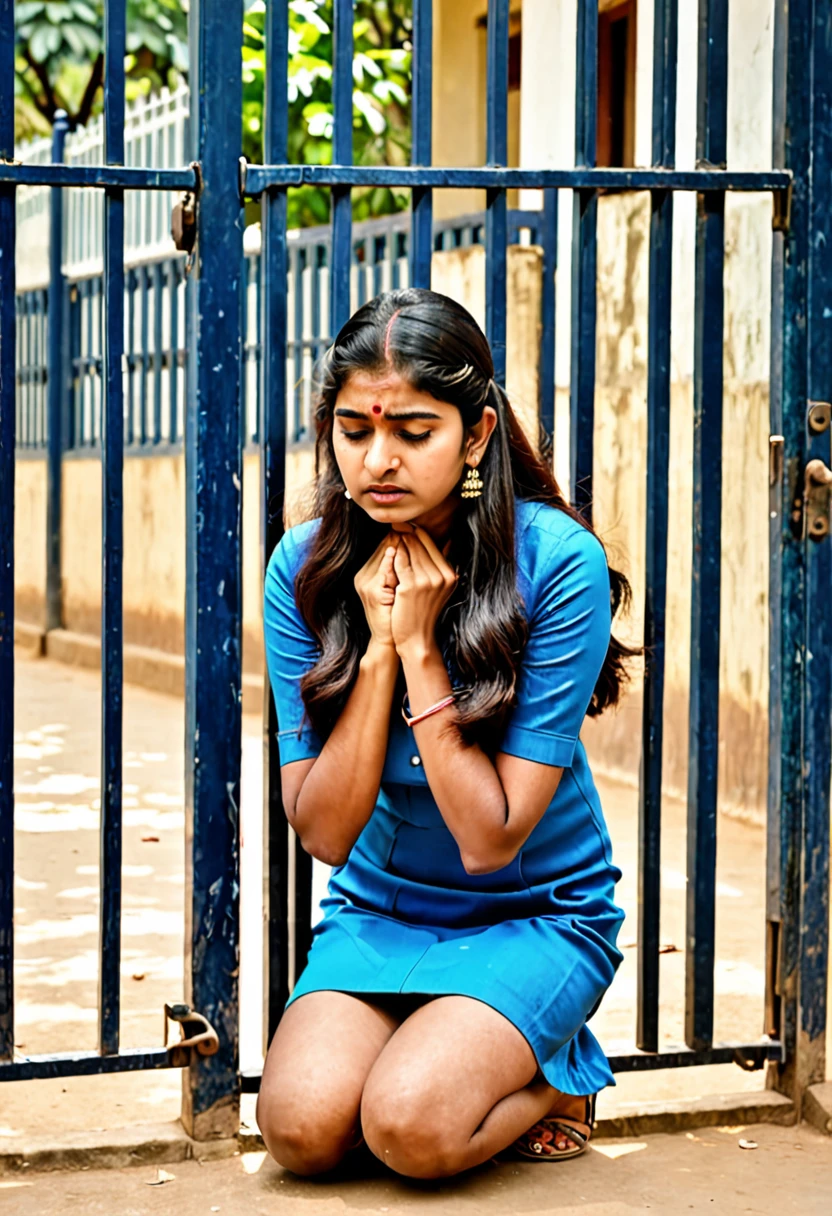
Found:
[13,458,47,626]
[16,243,542,675]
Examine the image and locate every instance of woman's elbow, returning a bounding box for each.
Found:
[296,828,350,868]
[460,847,516,876]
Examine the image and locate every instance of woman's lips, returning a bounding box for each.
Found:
[367,488,409,504]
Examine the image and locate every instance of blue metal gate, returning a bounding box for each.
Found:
[0,0,828,1136]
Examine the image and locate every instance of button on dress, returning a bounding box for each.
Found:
[264,495,627,1096]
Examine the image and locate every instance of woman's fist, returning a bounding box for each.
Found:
[390,524,458,658]
[354,531,401,649]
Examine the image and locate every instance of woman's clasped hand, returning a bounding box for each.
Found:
[353,524,458,658]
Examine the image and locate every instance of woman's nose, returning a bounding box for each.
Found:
[364,432,398,476]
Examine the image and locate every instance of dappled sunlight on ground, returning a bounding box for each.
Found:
[8,652,772,1138]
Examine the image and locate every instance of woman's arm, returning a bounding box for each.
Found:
[284,639,399,865]
[391,522,610,874]
[398,642,561,874]
[266,529,403,866]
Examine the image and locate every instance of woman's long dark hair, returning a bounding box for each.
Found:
[292,288,640,755]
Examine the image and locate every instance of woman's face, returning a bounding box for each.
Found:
[332,369,497,527]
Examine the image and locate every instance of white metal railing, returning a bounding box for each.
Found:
[16,84,190,290]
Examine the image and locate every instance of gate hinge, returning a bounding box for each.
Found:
[164,1002,220,1067]
[773,180,792,233]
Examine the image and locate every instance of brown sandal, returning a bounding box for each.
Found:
[509,1092,596,1162]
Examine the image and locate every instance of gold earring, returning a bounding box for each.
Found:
[460,463,484,499]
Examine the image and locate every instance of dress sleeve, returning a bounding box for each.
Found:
[498,524,612,769]
[263,527,325,766]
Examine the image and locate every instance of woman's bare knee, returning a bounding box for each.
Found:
[256,991,405,1174]
[360,1070,458,1179]
[257,1083,358,1176]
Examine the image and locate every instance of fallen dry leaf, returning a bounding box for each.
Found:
[141,834,160,843]
[131,973,146,981]
[146,1168,176,1185]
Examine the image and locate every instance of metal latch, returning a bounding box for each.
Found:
[171,192,196,255]
[164,1002,219,1067]
[804,458,832,540]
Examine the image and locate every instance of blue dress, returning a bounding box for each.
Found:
[264,495,627,1096]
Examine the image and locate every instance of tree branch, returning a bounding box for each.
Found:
[76,54,104,129]
[22,50,58,122]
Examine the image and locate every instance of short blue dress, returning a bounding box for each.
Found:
[264,494,627,1096]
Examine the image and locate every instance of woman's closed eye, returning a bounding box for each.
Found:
[339,429,433,445]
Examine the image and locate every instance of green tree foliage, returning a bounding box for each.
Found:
[14,0,187,136]
[14,0,413,226]
[243,1,412,227]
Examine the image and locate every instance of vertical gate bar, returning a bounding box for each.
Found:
[153,261,163,443]
[139,266,149,444]
[637,0,678,1055]
[765,0,786,1050]
[410,0,433,289]
[485,0,509,385]
[537,189,557,449]
[183,0,243,1139]
[262,0,291,1050]
[169,261,179,444]
[126,270,135,446]
[768,0,811,1094]
[293,248,304,438]
[685,0,728,1052]
[46,112,69,633]
[99,0,126,1058]
[569,0,598,521]
[0,0,16,1066]
[330,0,354,335]
[799,0,831,1089]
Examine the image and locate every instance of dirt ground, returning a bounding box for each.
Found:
[4,653,829,1142]
[2,1121,831,1216]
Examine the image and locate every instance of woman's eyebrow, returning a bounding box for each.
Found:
[334,407,442,421]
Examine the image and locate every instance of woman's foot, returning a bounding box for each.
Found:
[540,1089,593,1152]
[508,1088,595,1160]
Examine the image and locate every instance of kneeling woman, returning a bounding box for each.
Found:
[258,288,636,1179]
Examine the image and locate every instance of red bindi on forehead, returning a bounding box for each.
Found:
[371,404,383,415]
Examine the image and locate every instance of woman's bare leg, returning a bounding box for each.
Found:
[256,990,420,1175]
[359,995,570,1178]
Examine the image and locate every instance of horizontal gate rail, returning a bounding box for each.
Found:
[1,161,790,195]
[0,165,197,190]
[0,1048,176,1084]
[242,164,792,194]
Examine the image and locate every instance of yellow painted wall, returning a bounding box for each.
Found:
[14,458,47,625]
[433,1,522,219]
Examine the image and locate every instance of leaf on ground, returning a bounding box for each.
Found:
[141,834,160,842]
[146,1168,176,1185]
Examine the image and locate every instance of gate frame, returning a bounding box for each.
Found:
[0,0,828,1140]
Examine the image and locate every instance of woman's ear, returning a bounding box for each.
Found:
[466,405,499,464]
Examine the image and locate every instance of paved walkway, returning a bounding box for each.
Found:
[3,1121,831,1215]
[5,653,824,1142]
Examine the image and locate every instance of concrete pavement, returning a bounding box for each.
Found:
[4,652,826,1144]
[2,1121,831,1216]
